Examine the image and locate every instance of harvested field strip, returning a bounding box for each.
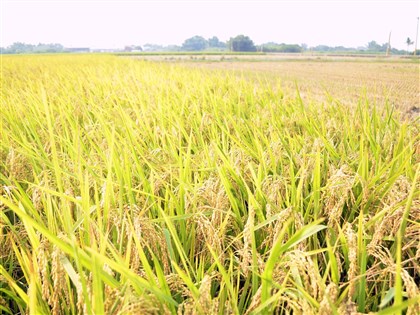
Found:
[178,59,420,114]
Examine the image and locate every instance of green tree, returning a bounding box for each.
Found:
[406,37,414,54]
[367,40,381,51]
[227,35,257,52]
[182,36,208,51]
[208,36,226,49]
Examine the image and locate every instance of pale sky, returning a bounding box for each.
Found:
[1,0,419,50]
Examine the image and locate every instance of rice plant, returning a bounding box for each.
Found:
[1,54,419,314]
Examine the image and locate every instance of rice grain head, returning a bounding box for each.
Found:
[368,176,412,253]
[37,238,51,303]
[401,269,420,315]
[198,274,213,313]
[324,165,355,230]
[131,207,171,274]
[50,244,69,315]
[6,148,33,182]
[240,204,255,277]
[318,283,339,315]
[345,224,358,300]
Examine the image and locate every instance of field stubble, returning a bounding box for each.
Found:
[179,58,419,116]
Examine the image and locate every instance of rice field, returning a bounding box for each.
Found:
[179,56,420,114]
[0,54,419,314]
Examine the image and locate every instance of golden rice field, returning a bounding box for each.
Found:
[0,54,419,314]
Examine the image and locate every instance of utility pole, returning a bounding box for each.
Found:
[386,31,392,56]
[415,17,419,55]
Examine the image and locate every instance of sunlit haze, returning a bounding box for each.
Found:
[2,0,419,50]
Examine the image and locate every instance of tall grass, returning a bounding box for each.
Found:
[1,55,419,314]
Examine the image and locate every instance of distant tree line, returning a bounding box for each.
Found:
[145,35,257,52]
[1,37,416,54]
[259,42,302,53]
[310,41,409,55]
[1,42,65,54]
[181,36,227,51]
[141,36,226,52]
[359,40,406,54]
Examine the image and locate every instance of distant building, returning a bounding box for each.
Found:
[124,45,143,52]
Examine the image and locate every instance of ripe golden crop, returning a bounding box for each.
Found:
[1,55,419,314]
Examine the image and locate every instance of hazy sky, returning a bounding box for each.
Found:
[1,0,419,50]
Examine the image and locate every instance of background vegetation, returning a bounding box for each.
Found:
[2,35,418,54]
